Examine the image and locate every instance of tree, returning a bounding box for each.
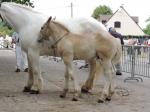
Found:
[143,17,150,35]
[92,5,113,19]
[1,0,34,7]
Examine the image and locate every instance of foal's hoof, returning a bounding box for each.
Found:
[81,88,89,93]
[30,90,40,94]
[97,99,105,103]
[23,86,31,92]
[105,97,111,101]
[72,98,78,101]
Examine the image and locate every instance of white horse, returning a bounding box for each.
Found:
[0,2,51,93]
[0,2,101,93]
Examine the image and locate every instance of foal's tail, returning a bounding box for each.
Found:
[112,40,122,65]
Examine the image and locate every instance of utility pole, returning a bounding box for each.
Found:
[70,2,73,18]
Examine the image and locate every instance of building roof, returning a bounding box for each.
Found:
[99,15,139,24]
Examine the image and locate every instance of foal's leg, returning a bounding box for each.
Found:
[81,59,96,92]
[60,69,69,98]
[106,63,116,101]
[60,55,80,101]
[98,60,114,103]
[82,58,102,93]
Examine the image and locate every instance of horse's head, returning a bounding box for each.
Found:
[0,2,41,32]
[40,16,53,41]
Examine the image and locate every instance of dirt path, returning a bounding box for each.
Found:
[0,50,150,112]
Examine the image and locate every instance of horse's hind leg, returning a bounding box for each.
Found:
[81,58,102,93]
[98,60,115,103]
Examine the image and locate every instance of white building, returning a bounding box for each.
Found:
[98,6,146,36]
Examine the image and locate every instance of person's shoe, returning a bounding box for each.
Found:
[116,72,122,75]
[24,68,28,72]
[15,68,20,72]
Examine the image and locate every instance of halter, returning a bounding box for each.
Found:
[50,32,69,57]
[51,32,68,48]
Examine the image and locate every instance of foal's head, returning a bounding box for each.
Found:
[40,16,53,40]
[40,16,70,42]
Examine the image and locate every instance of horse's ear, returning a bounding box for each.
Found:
[47,16,52,23]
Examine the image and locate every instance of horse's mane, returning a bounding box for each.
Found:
[4,2,40,14]
[53,21,70,33]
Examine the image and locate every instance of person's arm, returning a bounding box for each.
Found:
[11,33,17,44]
[11,38,16,44]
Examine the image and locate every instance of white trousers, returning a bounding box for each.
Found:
[15,45,28,70]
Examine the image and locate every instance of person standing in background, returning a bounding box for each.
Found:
[0,36,4,48]
[109,27,124,75]
[11,32,28,72]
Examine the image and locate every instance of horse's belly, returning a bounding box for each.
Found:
[74,47,95,60]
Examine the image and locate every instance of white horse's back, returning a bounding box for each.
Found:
[56,17,107,35]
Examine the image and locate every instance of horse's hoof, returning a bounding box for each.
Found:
[81,88,89,93]
[60,94,66,98]
[105,97,111,101]
[23,86,31,92]
[97,99,105,103]
[72,98,78,101]
[30,90,40,94]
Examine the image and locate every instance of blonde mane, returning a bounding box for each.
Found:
[53,21,70,33]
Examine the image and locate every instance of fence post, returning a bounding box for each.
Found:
[148,47,150,64]
[124,45,143,82]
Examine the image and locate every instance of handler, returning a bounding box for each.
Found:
[109,27,124,75]
[12,32,28,72]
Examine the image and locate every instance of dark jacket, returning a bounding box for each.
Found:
[109,31,124,45]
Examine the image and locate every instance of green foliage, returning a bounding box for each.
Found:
[1,0,34,7]
[0,22,14,37]
[144,16,150,35]
[92,5,113,19]
[143,24,150,35]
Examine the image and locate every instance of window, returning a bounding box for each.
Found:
[114,21,121,28]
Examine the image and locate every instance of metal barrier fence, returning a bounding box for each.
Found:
[122,45,150,82]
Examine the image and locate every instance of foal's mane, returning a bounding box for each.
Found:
[52,21,70,33]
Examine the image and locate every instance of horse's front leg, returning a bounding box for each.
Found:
[82,58,102,93]
[60,55,80,101]
[23,54,33,92]
[27,49,43,94]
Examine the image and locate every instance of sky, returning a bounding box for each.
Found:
[33,0,150,28]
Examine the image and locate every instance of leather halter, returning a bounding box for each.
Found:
[50,32,69,57]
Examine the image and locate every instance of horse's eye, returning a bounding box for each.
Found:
[41,27,43,30]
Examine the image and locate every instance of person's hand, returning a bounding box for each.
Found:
[12,39,16,44]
